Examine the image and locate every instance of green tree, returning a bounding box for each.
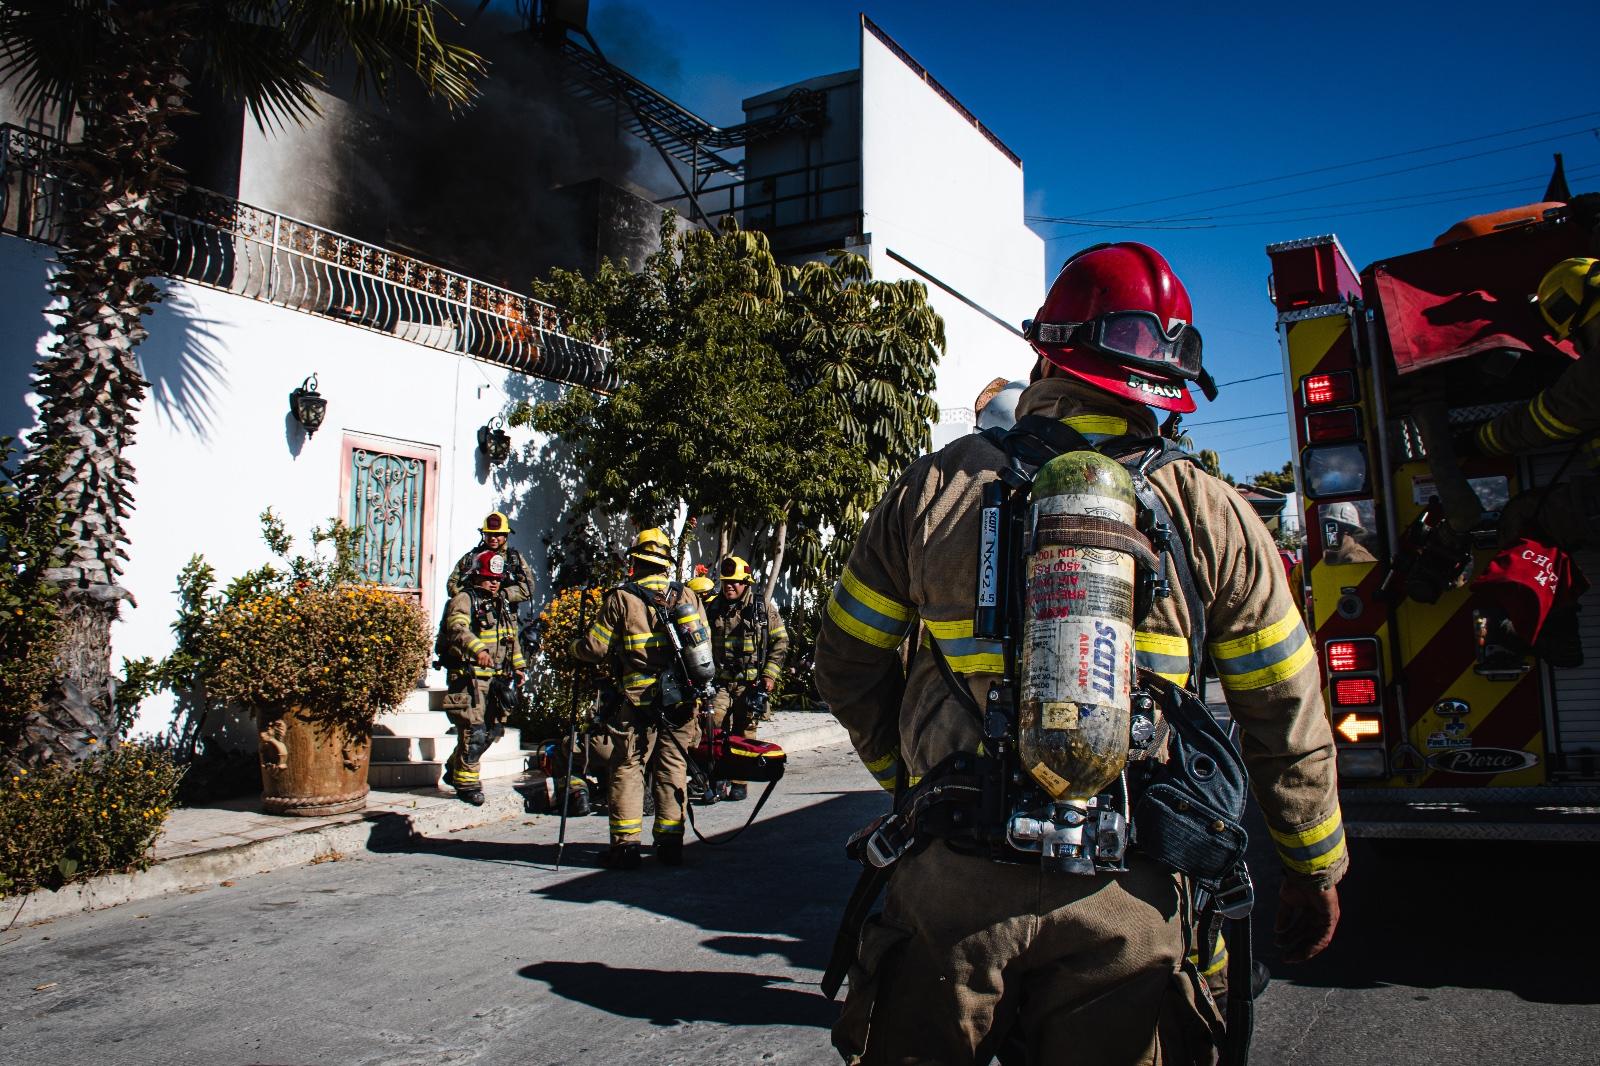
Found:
[774,252,942,598]
[1249,462,1296,493]
[1195,448,1239,486]
[0,0,484,766]
[526,214,788,548]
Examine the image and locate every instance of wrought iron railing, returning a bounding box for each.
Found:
[0,124,616,393]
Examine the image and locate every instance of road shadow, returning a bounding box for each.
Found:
[1243,807,1600,1005]
[530,791,882,970]
[517,960,837,1029]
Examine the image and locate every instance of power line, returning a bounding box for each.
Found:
[1186,410,1286,428]
[1053,110,1600,218]
[1036,157,1600,236]
[1147,127,1597,222]
[1219,435,1289,454]
[1213,371,1282,388]
[1029,134,1599,233]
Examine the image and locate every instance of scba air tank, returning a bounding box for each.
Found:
[1018,451,1136,824]
[670,601,716,684]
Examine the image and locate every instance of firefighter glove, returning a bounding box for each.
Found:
[1275,880,1341,963]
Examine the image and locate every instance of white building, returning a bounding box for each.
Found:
[0,14,1043,747]
[740,16,1045,447]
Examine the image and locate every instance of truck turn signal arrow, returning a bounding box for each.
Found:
[1335,713,1382,743]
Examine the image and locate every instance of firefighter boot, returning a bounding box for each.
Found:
[601,842,641,870]
[656,838,684,866]
[726,783,748,802]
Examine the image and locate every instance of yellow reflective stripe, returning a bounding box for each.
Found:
[1062,414,1129,437]
[769,626,788,639]
[1219,638,1314,692]
[1269,809,1347,874]
[623,632,666,649]
[636,573,670,591]
[446,613,471,626]
[511,654,526,668]
[1532,392,1581,439]
[587,620,615,646]
[1476,421,1506,456]
[905,774,922,788]
[761,662,783,681]
[1135,631,1191,685]
[467,638,488,653]
[1210,608,1314,692]
[923,617,1006,674]
[841,567,912,623]
[827,597,906,650]
[865,752,896,774]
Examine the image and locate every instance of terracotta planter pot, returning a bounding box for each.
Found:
[256,707,372,816]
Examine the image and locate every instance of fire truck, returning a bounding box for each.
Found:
[1266,196,1600,840]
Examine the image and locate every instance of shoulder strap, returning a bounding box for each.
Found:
[998,423,1207,685]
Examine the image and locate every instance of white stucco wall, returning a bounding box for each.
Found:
[858,25,1044,451]
[0,234,577,738]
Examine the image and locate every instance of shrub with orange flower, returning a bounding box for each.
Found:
[123,510,431,741]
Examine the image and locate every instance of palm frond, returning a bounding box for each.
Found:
[0,0,115,112]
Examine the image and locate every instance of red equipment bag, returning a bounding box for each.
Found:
[693,729,787,782]
[1471,536,1589,644]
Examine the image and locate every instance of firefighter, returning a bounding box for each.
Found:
[1469,258,1600,549]
[439,551,525,806]
[706,556,790,802]
[815,242,1345,1063]
[1321,501,1378,565]
[447,511,533,604]
[570,528,707,869]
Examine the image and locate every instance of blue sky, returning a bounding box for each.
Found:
[562,1,1599,479]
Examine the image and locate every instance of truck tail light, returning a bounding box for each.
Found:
[1333,711,1383,743]
[1332,677,1378,707]
[1303,371,1355,407]
[1327,639,1378,673]
[1306,407,1360,442]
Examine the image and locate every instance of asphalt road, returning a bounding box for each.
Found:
[3,740,1598,1066]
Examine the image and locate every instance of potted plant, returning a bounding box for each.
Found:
[194,512,431,815]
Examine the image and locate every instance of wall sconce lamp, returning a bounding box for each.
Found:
[289,374,327,437]
[478,415,511,465]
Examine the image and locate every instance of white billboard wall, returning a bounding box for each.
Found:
[858,23,1044,447]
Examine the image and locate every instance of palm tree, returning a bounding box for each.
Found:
[0,1,484,767]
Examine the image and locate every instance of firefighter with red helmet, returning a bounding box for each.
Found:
[447,511,533,605]
[439,550,526,805]
[815,243,1345,1062]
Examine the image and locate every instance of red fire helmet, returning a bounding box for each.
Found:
[1027,242,1206,413]
[472,550,506,580]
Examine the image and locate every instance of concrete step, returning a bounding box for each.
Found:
[370,729,523,764]
[368,747,527,789]
[374,710,453,738]
[399,687,444,715]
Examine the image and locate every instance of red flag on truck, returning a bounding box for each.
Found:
[1471,536,1588,648]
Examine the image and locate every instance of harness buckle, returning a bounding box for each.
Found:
[1214,865,1255,919]
[844,812,915,869]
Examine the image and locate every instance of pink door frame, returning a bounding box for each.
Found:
[338,431,442,619]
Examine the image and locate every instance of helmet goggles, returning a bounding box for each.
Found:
[1031,311,1203,382]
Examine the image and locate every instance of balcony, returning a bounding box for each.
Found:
[0,124,616,393]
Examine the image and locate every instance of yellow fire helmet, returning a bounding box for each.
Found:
[1535,257,1600,341]
[686,575,716,596]
[629,527,674,567]
[480,511,513,535]
[720,555,753,584]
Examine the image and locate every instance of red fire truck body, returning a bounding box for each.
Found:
[1267,202,1600,840]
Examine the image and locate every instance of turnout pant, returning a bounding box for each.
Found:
[442,677,489,792]
[603,702,700,845]
[834,843,1221,1066]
